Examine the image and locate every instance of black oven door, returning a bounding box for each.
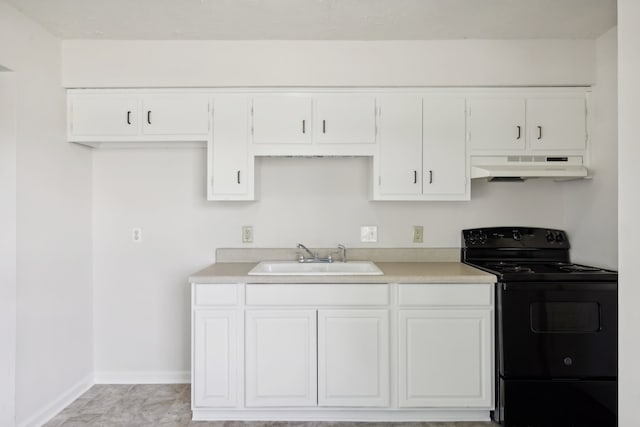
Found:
[497,281,617,378]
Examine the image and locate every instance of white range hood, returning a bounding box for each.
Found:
[470,155,589,181]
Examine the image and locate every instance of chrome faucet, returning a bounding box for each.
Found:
[337,244,347,262]
[297,243,333,263]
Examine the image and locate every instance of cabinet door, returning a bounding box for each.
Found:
[423,97,467,196]
[142,94,210,136]
[317,310,389,407]
[252,96,313,144]
[69,95,139,137]
[245,310,317,407]
[398,309,493,408]
[527,97,586,151]
[314,95,376,144]
[209,95,252,199]
[377,95,423,195]
[468,97,525,151]
[193,310,237,408]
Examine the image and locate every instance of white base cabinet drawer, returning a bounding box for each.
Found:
[245,283,389,306]
[193,284,238,306]
[398,283,492,307]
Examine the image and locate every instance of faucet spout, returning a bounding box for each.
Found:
[297,243,316,260]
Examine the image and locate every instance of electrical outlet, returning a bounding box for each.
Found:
[360,225,378,243]
[132,227,142,243]
[242,226,253,243]
[413,225,424,243]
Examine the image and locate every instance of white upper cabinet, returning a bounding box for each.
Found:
[209,95,253,200]
[375,95,468,201]
[69,95,139,137]
[68,92,210,143]
[468,97,526,152]
[422,97,468,196]
[468,93,587,154]
[377,95,423,196]
[252,96,313,144]
[527,97,586,151]
[141,94,210,135]
[314,95,376,144]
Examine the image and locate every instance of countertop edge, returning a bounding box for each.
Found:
[188,261,497,284]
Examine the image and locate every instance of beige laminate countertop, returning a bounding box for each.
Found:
[189,261,496,284]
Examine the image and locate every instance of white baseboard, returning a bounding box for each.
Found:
[18,374,93,427]
[94,371,190,384]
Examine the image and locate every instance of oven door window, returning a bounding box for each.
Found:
[530,302,601,333]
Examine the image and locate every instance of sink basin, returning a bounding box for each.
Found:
[248,261,383,276]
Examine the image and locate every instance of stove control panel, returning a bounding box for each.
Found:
[462,227,570,249]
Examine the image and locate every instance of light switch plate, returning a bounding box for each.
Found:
[361,225,378,243]
[413,225,424,243]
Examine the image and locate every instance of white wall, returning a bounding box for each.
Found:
[0,3,93,426]
[617,1,640,425]
[564,27,618,269]
[0,70,17,427]
[62,39,595,87]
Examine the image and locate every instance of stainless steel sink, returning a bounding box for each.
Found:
[248,261,383,276]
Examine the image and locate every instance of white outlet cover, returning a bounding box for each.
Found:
[360,225,378,243]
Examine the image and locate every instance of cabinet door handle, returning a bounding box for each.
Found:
[302,120,306,134]
[429,170,433,184]
[537,126,542,140]
[237,170,241,184]
[516,125,521,140]
[147,111,152,125]
[126,111,131,125]
[413,170,417,184]
[322,120,326,134]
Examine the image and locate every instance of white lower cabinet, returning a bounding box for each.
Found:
[193,310,238,408]
[192,282,493,420]
[245,310,317,407]
[318,309,389,407]
[398,309,493,408]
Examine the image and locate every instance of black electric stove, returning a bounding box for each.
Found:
[461,227,618,427]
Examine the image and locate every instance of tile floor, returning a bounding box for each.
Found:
[44,384,499,427]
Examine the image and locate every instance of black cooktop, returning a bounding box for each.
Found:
[465,260,618,282]
[461,227,618,282]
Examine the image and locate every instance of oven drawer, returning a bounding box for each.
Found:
[498,281,617,378]
[496,378,617,427]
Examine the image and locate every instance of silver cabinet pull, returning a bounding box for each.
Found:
[413,170,417,184]
[322,119,326,134]
[302,120,306,134]
[516,125,522,140]
[537,126,542,140]
[429,170,433,184]
[237,170,241,184]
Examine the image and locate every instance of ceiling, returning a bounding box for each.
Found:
[6,0,617,40]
